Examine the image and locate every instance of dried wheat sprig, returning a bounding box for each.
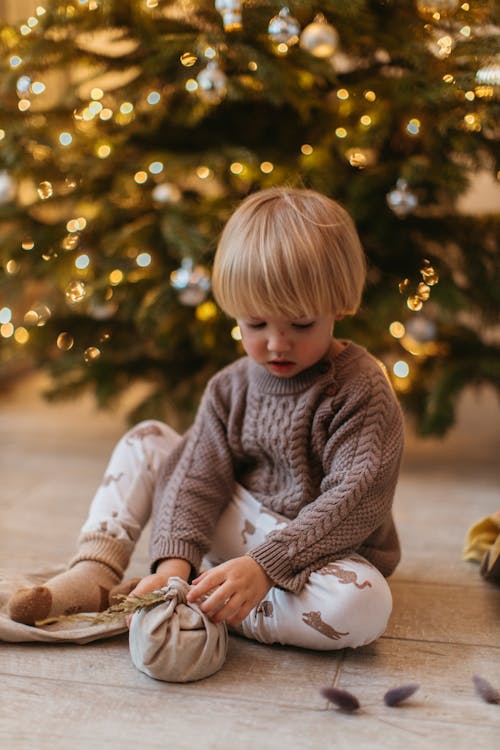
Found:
[35,590,173,627]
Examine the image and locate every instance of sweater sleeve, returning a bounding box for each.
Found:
[149,375,236,573]
[247,368,404,593]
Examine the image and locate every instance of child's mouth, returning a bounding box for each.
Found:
[268,360,294,372]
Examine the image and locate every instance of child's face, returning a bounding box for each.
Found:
[236,314,335,378]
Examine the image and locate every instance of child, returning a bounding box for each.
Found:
[9,187,404,650]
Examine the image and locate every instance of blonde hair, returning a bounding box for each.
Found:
[212,187,366,320]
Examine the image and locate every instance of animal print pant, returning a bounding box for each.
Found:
[80,420,393,651]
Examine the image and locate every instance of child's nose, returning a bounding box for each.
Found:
[267,330,290,352]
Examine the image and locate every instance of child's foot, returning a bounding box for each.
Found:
[8,561,121,625]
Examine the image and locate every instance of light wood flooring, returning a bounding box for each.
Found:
[1,374,499,750]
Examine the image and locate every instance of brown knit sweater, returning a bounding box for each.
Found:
[150,341,404,593]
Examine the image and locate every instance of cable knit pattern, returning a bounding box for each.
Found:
[150,342,404,593]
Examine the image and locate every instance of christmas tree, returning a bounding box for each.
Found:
[0,0,498,433]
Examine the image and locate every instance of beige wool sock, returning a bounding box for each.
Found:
[8,560,121,625]
[8,532,131,626]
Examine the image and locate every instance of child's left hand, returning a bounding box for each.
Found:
[187,556,273,625]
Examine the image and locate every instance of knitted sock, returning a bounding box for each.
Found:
[8,560,121,625]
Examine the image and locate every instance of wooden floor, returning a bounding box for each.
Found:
[1,374,499,750]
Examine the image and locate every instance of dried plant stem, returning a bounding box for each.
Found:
[35,590,172,627]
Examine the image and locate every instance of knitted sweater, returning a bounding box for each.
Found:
[150,341,404,593]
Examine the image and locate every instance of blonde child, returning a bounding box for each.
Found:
[9,187,403,650]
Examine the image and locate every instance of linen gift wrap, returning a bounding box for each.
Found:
[129,576,228,682]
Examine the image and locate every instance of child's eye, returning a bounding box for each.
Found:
[246,322,266,329]
[292,322,315,329]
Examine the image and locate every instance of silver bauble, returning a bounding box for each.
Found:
[0,170,16,205]
[386,179,418,218]
[170,258,211,306]
[300,14,339,58]
[268,7,301,46]
[197,61,227,104]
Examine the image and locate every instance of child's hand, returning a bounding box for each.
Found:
[126,558,191,628]
[187,556,273,625]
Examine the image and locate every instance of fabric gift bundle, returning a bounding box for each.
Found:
[129,576,228,682]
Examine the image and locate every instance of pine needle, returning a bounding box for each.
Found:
[35,590,172,627]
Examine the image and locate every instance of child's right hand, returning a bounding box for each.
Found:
[126,558,191,627]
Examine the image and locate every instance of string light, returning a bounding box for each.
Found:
[393,360,410,378]
[185,79,198,92]
[230,162,244,175]
[364,90,376,101]
[337,89,349,100]
[75,254,90,269]
[147,91,161,105]
[196,166,211,179]
[335,128,347,138]
[260,161,274,173]
[406,118,421,136]
[14,327,29,344]
[231,325,242,341]
[59,132,73,146]
[389,321,405,339]
[109,269,124,285]
[0,323,14,338]
[134,171,148,183]
[136,252,152,267]
[0,307,12,324]
[301,144,313,155]
[195,301,218,322]
[180,52,197,67]
[148,161,164,174]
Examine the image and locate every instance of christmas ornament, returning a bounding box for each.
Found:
[0,170,16,204]
[405,315,437,343]
[65,279,87,303]
[420,262,439,285]
[386,179,418,217]
[152,182,182,203]
[300,14,339,59]
[84,346,101,363]
[170,258,211,306]
[427,30,454,59]
[416,0,459,17]
[197,61,227,104]
[268,7,301,47]
[215,0,242,32]
[56,332,74,351]
[476,58,500,87]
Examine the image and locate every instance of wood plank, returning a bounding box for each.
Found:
[0,634,341,710]
[0,672,497,750]
[387,581,500,646]
[341,637,500,728]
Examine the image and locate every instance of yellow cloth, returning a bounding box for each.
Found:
[463,512,500,563]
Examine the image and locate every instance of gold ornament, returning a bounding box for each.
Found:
[65,279,87,303]
[56,332,74,351]
[84,346,101,363]
[420,265,439,285]
[407,295,424,312]
[37,181,54,200]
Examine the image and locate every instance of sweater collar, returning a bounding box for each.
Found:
[248,340,356,395]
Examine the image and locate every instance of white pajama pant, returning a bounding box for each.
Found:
[80,420,393,651]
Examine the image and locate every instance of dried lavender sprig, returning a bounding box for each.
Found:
[320,686,360,712]
[473,675,500,705]
[384,684,420,706]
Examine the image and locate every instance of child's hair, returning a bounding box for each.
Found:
[211,187,366,320]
